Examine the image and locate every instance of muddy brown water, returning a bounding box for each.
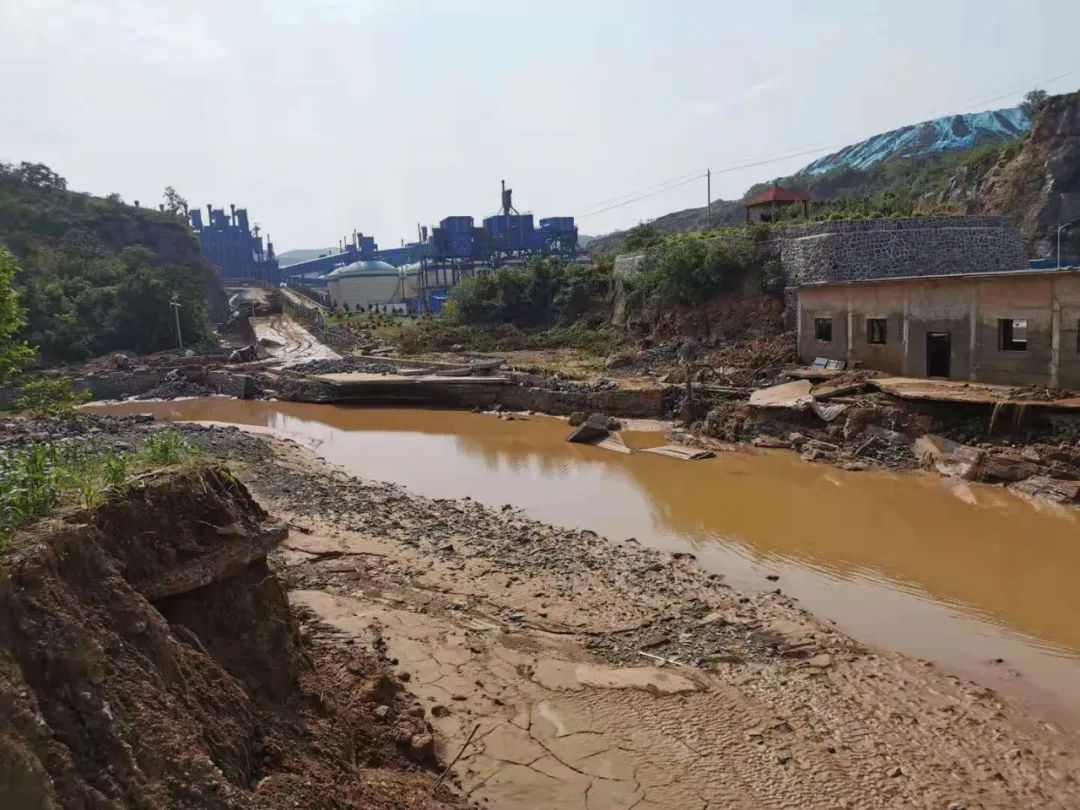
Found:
[88,398,1080,717]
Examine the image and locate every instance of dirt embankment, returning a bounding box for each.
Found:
[119,421,1080,810]
[0,464,458,810]
[6,419,1080,807]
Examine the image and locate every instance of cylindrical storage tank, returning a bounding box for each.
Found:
[325,260,405,311]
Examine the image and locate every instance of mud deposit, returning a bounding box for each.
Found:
[19,410,1076,808]
[87,399,1080,723]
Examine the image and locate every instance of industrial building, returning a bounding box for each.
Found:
[325,260,418,313]
[282,180,579,312]
[189,204,279,282]
[797,268,1080,388]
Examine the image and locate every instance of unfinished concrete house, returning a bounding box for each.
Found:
[797,268,1080,388]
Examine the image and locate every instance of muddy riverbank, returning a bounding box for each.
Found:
[10,410,1080,807]
[81,402,1080,713]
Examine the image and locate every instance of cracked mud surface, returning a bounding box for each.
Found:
[174,426,1080,810]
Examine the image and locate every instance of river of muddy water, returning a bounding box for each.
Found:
[88,398,1080,717]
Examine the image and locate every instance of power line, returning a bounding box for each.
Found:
[577,174,706,219]
[579,171,708,215]
[575,63,1080,223]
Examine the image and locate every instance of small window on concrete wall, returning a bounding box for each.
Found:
[999,318,1028,351]
[867,318,887,345]
[814,317,832,342]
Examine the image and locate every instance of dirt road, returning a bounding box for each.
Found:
[218,429,1080,810]
[250,313,339,364]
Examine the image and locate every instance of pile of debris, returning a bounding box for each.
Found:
[287,358,401,375]
[701,332,799,387]
[699,373,1080,504]
[510,371,619,393]
[135,369,213,400]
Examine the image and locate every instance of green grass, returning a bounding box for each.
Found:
[0,429,202,546]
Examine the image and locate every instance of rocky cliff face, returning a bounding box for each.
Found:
[928,92,1080,254]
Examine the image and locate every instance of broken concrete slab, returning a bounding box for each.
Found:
[810,380,870,399]
[871,377,1080,409]
[596,433,632,455]
[749,380,813,410]
[641,445,716,461]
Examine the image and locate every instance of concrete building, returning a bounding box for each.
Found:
[797,268,1080,388]
[326,260,418,313]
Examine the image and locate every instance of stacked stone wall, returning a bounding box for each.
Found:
[609,215,1029,326]
[778,215,1028,285]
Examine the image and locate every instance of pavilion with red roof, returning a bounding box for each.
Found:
[744,185,812,223]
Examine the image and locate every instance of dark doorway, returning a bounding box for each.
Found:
[926,332,951,377]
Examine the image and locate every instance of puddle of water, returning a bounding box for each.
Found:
[87,398,1080,716]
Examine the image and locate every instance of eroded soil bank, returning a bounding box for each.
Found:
[0,464,458,809]
[11,413,1080,809]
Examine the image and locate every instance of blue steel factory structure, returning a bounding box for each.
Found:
[280,181,579,310]
[189,204,279,283]
[188,181,579,312]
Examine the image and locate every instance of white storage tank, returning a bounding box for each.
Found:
[325,260,418,313]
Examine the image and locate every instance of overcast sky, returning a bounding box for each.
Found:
[3,1,1079,251]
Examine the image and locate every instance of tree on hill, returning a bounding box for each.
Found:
[0,162,220,361]
[162,186,189,217]
[623,224,663,252]
[1020,89,1048,120]
[0,249,34,384]
[2,162,67,191]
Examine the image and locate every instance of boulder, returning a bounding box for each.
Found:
[604,352,634,370]
[966,452,1040,483]
[914,434,983,479]
[752,435,791,449]
[567,422,609,444]
[568,411,587,427]
[1009,475,1080,505]
[586,412,610,429]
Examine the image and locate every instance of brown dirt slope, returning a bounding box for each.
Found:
[0,465,459,810]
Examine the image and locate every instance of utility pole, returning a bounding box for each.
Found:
[169,294,183,352]
[706,169,712,231]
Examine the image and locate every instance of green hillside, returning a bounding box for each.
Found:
[0,162,226,363]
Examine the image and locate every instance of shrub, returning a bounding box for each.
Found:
[142,430,200,466]
[13,374,90,417]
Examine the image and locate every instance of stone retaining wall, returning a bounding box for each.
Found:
[83,367,258,401]
[612,216,1030,326]
[779,215,1028,285]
